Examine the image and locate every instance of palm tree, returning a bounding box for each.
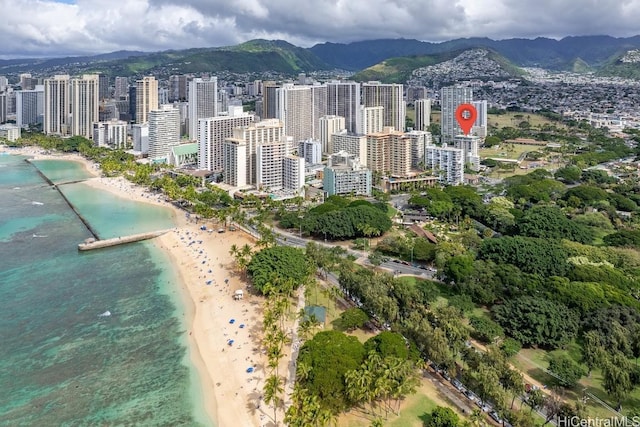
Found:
[264,374,284,426]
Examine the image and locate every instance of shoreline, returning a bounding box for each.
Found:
[4,146,267,427]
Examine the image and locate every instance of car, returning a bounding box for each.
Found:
[451,378,465,392]
[464,390,477,402]
[428,362,439,372]
[476,400,491,412]
[489,411,502,423]
[440,370,451,381]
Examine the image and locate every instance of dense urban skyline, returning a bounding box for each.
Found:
[2,0,640,58]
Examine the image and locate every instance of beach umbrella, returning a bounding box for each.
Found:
[246,367,254,373]
[229,319,235,324]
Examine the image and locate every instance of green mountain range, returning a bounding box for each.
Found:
[2,35,640,79]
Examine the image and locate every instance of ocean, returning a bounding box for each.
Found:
[0,153,211,426]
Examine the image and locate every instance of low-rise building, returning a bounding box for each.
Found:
[323,151,371,196]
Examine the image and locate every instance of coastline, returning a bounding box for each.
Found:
[3,146,267,427]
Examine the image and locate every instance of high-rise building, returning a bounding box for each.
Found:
[128,86,137,123]
[404,130,432,169]
[114,77,129,99]
[357,105,384,135]
[472,100,488,138]
[169,75,188,102]
[366,127,404,176]
[0,93,7,124]
[361,82,406,131]
[262,81,280,119]
[198,106,254,171]
[407,86,428,103]
[256,141,286,191]
[298,139,322,165]
[453,135,481,171]
[0,76,8,92]
[331,131,367,166]
[323,151,371,196]
[135,76,158,124]
[414,99,431,131]
[93,119,128,149]
[425,144,464,185]
[98,74,109,101]
[44,75,70,136]
[148,105,180,161]
[310,84,328,141]
[276,84,313,143]
[440,85,473,144]
[283,155,305,193]
[318,115,345,153]
[223,119,284,187]
[132,123,149,153]
[69,74,100,139]
[188,77,218,140]
[16,85,44,128]
[326,80,360,133]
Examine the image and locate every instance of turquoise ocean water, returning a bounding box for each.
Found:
[0,154,211,426]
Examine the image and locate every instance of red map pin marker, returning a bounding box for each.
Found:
[455,103,477,136]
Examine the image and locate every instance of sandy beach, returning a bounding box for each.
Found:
[4,146,269,427]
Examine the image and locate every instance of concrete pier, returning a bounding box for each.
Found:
[78,229,171,251]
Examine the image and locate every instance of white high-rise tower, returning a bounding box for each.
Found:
[440,86,473,144]
[188,77,218,141]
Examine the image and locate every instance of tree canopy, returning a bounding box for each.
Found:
[247,246,314,294]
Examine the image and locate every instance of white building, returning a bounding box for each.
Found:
[188,77,218,141]
[326,80,360,133]
[69,74,99,139]
[323,151,371,196]
[276,83,327,143]
[283,155,305,193]
[0,92,7,123]
[356,105,384,135]
[43,75,70,136]
[361,81,406,131]
[425,144,464,185]
[298,139,322,165]
[16,85,44,128]
[223,119,285,187]
[257,141,286,190]
[472,100,488,138]
[148,105,180,161]
[318,115,345,154]
[453,134,481,171]
[93,119,128,149]
[198,106,254,171]
[0,124,21,142]
[405,130,432,169]
[132,123,149,154]
[331,131,367,166]
[441,85,473,144]
[414,99,431,131]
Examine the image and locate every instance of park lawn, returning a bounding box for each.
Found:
[510,345,638,418]
[337,380,464,427]
[480,143,533,160]
[487,112,562,129]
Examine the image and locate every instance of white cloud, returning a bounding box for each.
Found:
[0,0,639,58]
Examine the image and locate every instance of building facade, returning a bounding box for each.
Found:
[425,144,464,185]
[318,115,345,154]
[198,106,254,171]
[440,85,473,144]
[326,80,360,133]
[148,105,180,161]
[69,74,99,139]
[361,82,406,132]
[43,75,70,135]
[16,85,44,128]
[414,98,431,131]
[323,151,371,196]
[135,76,158,124]
[188,77,218,140]
[356,105,384,135]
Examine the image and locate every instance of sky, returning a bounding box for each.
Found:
[1,0,640,58]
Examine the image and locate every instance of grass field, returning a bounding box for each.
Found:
[480,143,533,160]
[487,112,564,129]
[510,346,640,418]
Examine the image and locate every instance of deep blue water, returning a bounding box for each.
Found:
[0,154,211,426]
